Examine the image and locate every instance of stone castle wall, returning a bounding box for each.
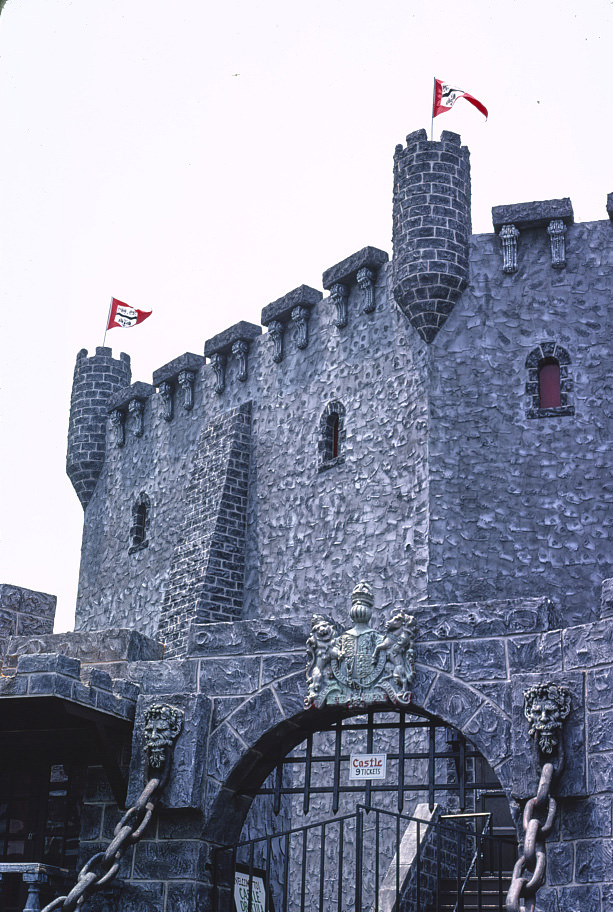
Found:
[73,257,431,644]
[428,218,613,625]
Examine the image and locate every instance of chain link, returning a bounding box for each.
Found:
[40,760,169,912]
[506,761,557,912]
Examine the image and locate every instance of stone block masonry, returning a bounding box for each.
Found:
[157,403,252,657]
[392,129,471,343]
[0,584,56,658]
[66,347,131,508]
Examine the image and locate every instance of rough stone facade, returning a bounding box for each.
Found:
[1,128,613,911]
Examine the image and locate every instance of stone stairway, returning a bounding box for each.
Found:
[432,875,512,911]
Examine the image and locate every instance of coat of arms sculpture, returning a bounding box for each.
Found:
[305,581,417,708]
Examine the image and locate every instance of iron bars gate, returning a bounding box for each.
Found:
[253,710,499,816]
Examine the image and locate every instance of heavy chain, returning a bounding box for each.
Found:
[40,759,170,912]
[505,761,557,912]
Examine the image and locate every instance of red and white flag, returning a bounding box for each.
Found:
[433,79,488,120]
[107,298,152,330]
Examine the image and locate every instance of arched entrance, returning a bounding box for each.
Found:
[208,703,516,912]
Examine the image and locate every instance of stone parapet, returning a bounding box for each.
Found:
[492,197,574,232]
[107,380,155,412]
[2,627,163,671]
[0,584,56,654]
[0,652,138,721]
[152,352,205,386]
[321,246,388,289]
[204,321,261,358]
[261,285,322,326]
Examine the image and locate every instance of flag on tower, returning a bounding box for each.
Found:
[106,298,152,330]
[433,79,488,120]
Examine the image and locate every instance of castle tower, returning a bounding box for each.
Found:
[392,128,471,343]
[66,347,131,509]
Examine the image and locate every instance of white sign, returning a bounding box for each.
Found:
[234,871,267,912]
[349,753,387,780]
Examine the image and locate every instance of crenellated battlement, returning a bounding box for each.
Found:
[68,128,613,646]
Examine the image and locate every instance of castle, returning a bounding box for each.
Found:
[0,128,611,912]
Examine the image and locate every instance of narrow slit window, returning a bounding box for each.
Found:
[330,413,340,459]
[539,358,561,409]
[129,493,150,553]
[318,401,346,471]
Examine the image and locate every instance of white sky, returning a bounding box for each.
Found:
[0,0,611,632]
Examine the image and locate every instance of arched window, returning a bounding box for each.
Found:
[538,358,561,409]
[319,400,346,470]
[129,493,150,553]
[525,343,574,419]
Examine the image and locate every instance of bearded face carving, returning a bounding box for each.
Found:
[143,703,183,768]
[523,684,571,755]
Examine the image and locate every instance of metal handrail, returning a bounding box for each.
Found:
[440,812,492,912]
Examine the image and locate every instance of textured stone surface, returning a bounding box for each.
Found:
[126,693,210,810]
[321,246,389,290]
[55,127,613,910]
[108,381,155,412]
[601,578,613,617]
[510,672,586,799]
[157,403,252,653]
[2,628,162,670]
[428,219,613,623]
[204,321,262,357]
[392,130,471,342]
[66,347,131,509]
[152,352,205,386]
[492,198,573,231]
[564,620,613,668]
[0,584,56,655]
[261,285,322,325]
[189,617,308,656]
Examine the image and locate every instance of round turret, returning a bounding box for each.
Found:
[66,346,131,509]
[392,128,471,343]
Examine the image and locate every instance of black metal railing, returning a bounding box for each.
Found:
[215,805,514,912]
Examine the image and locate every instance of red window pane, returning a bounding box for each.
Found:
[539,360,561,408]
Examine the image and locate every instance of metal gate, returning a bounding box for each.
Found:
[250,710,511,815]
[218,805,513,912]
[216,710,516,912]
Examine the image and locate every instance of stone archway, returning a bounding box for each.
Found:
[204,675,515,912]
[204,666,513,847]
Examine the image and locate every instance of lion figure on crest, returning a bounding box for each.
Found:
[373,609,417,693]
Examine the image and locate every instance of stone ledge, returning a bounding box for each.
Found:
[417,597,553,640]
[108,381,155,412]
[2,628,164,671]
[261,285,322,326]
[189,617,308,657]
[0,654,138,721]
[607,193,613,221]
[204,321,262,358]
[0,583,56,622]
[152,352,205,386]
[322,246,389,290]
[492,198,574,232]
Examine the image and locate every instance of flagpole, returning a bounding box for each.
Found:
[102,297,113,348]
[431,77,436,141]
